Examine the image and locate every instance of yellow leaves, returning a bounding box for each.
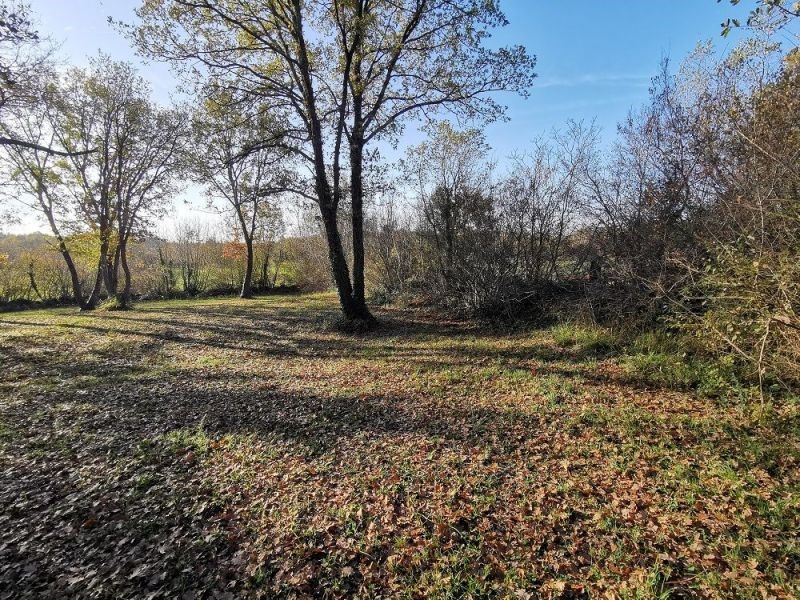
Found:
[256,57,286,79]
[141,0,166,11]
[235,29,263,51]
[785,47,800,70]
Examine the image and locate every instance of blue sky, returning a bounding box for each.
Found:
[16,0,751,234]
[486,1,751,152]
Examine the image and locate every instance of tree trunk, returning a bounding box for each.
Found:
[115,239,133,309]
[349,139,371,319]
[347,42,373,322]
[259,248,270,290]
[61,249,88,308]
[42,201,88,309]
[241,236,254,298]
[27,263,42,300]
[83,268,104,310]
[292,6,370,324]
[271,250,283,288]
[83,238,108,310]
[105,245,120,298]
[319,203,362,319]
[293,6,372,324]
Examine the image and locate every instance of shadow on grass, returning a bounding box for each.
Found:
[1,297,798,598]
[0,299,680,397]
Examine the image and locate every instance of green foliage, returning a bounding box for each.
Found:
[98,296,133,311]
[621,332,742,398]
[551,323,617,354]
[673,63,800,391]
[622,350,738,398]
[163,419,211,456]
[686,249,800,382]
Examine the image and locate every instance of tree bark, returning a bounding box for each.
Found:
[259,247,270,290]
[104,248,118,298]
[42,198,88,309]
[107,244,122,297]
[0,136,97,157]
[319,202,361,319]
[291,2,370,323]
[349,139,370,319]
[60,246,87,308]
[83,237,108,310]
[115,239,133,309]
[27,264,42,300]
[241,236,254,298]
[346,19,373,323]
[83,267,104,310]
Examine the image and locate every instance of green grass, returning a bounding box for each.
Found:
[0,293,797,598]
[551,322,618,354]
[163,420,212,456]
[617,331,744,398]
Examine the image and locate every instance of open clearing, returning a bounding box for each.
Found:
[0,294,798,598]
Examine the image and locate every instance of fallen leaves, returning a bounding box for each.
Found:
[0,294,798,598]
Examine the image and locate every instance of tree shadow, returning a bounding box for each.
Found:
[1,298,796,598]
[0,302,656,395]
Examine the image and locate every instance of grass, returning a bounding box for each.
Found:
[0,293,798,598]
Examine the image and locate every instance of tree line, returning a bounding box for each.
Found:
[1,0,535,321]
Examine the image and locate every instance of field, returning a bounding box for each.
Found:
[0,294,798,598]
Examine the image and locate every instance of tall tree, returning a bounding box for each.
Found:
[192,100,289,298]
[111,103,188,309]
[0,94,96,308]
[128,0,535,323]
[49,55,186,309]
[47,58,129,308]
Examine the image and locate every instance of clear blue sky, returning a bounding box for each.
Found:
[16,0,750,234]
[487,0,750,152]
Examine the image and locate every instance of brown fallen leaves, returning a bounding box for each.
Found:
[0,294,797,598]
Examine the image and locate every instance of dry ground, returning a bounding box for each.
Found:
[0,293,797,598]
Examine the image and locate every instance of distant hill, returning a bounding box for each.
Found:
[0,233,59,258]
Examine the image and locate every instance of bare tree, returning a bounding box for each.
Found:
[172,220,214,296]
[501,121,597,283]
[366,199,420,301]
